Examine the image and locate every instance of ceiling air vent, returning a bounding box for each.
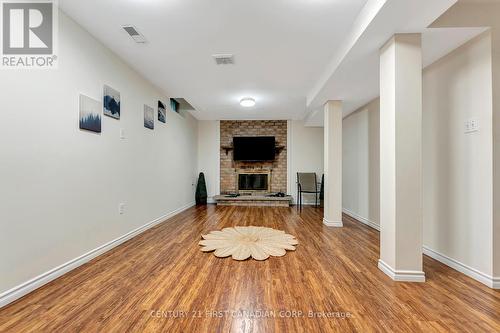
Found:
[213,54,234,65]
[122,25,147,43]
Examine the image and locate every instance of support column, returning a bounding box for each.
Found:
[378,34,425,282]
[493,31,500,288]
[323,101,343,227]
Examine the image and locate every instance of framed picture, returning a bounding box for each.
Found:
[158,100,166,123]
[144,105,154,130]
[103,85,120,119]
[79,94,101,133]
[170,98,179,113]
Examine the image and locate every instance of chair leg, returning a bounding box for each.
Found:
[297,188,300,209]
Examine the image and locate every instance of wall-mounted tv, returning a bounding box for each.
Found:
[233,136,276,161]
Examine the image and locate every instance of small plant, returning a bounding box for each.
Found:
[195,172,208,205]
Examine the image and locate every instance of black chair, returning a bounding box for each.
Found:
[297,173,321,208]
[319,174,324,206]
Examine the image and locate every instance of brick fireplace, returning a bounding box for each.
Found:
[220,120,287,194]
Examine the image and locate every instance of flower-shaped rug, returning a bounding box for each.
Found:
[199,226,298,261]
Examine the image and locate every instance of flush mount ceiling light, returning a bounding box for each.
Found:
[240,98,256,107]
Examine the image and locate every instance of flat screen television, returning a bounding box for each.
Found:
[233,136,276,161]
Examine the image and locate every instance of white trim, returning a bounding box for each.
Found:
[378,259,426,282]
[0,202,195,309]
[286,120,292,195]
[295,201,320,206]
[323,218,343,227]
[215,120,221,196]
[342,208,380,231]
[494,277,500,289]
[341,211,500,289]
[423,246,499,289]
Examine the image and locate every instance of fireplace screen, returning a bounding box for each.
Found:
[238,173,269,191]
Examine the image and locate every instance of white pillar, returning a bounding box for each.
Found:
[493,35,500,287]
[378,34,425,282]
[323,101,343,227]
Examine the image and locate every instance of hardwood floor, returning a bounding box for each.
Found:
[0,206,499,332]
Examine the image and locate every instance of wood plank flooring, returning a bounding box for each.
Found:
[0,206,499,332]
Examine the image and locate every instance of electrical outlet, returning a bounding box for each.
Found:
[119,203,125,215]
[470,119,478,131]
[464,118,479,134]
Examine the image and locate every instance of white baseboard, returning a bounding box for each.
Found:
[293,202,319,206]
[423,246,499,289]
[323,218,343,227]
[378,259,426,282]
[342,210,499,289]
[0,202,195,309]
[342,208,380,231]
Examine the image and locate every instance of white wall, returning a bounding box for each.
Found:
[197,121,220,202]
[427,0,500,287]
[196,120,323,204]
[341,32,496,284]
[423,32,494,277]
[342,98,380,228]
[0,12,198,298]
[289,120,324,204]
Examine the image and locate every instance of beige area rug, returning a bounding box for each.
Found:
[199,226,298,261]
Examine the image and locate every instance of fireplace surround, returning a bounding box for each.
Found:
[220,120,287,194]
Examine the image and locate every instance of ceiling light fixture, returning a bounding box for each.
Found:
[240,98,256,108]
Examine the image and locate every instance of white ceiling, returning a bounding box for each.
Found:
[59,0,369,120]
[304,25,487,126]
[304,0,494,126]
[59,0,486,124]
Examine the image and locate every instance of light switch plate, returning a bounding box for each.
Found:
[119,203,125,215]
